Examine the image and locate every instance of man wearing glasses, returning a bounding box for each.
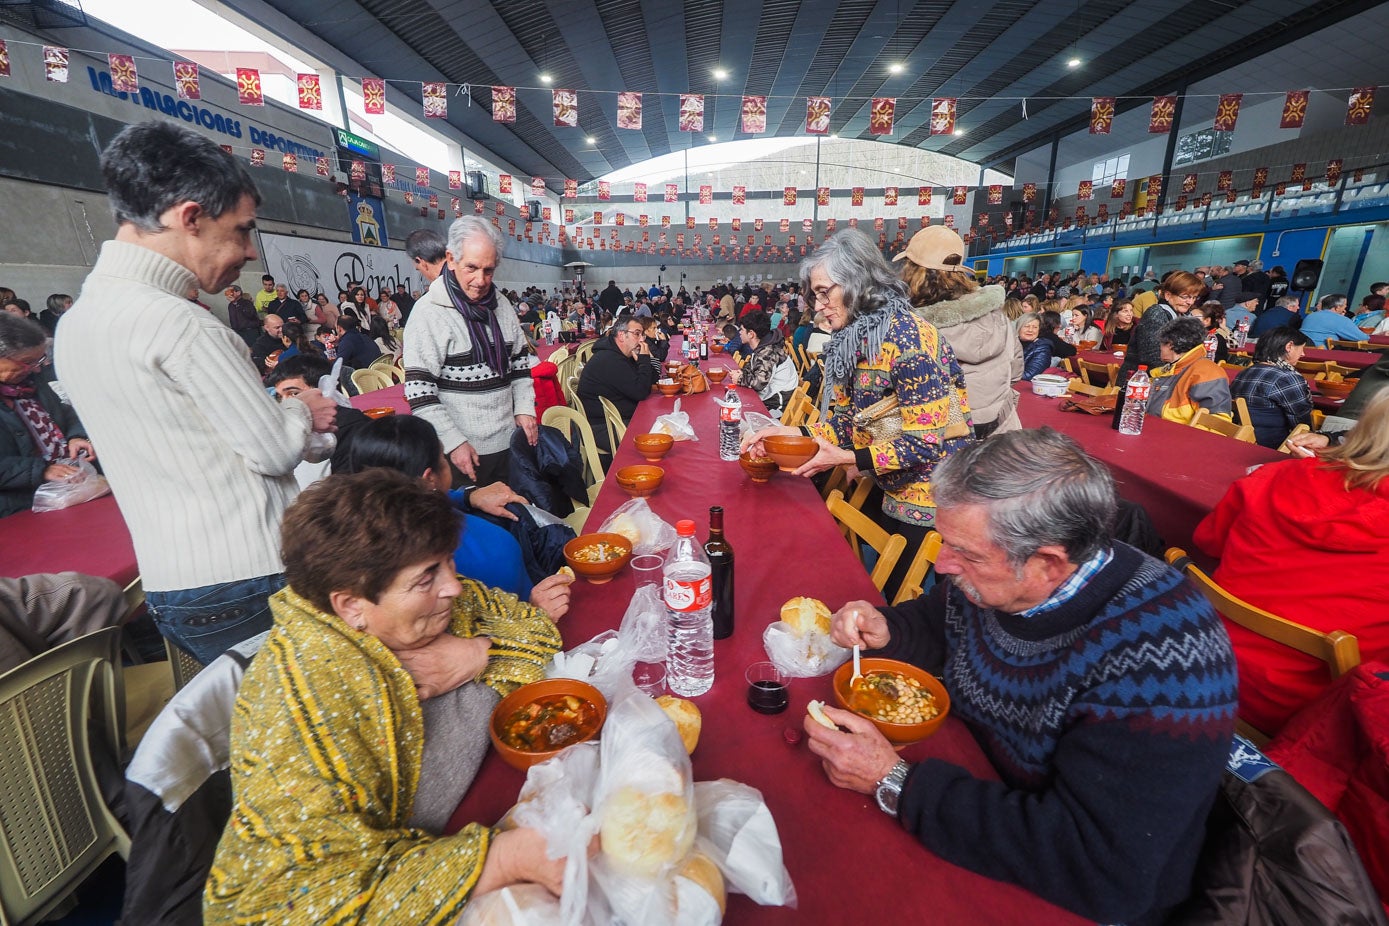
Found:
[576,317,654,452]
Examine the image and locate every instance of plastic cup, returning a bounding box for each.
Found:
[633,662,667,697]
[631,554,664,589]
[746,661,788,714]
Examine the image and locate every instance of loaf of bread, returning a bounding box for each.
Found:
[600,782,697,877]
[675,852,726,917]
[780,596,831,636]
[655,695,702,754]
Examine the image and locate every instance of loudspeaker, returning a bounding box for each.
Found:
[526,199,542,220]
[1291,258,1323,291]
[466,170,487,200]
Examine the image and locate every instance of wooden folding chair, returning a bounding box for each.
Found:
[541,405,606,505]
[825,489,906,594]
[779,384,811,426]
[1294,359,1330,376]
[1232,396,1252,427]
[1165,548,1360,745]
[1276,423,1312,453]
[1325,362,1361,378]
[892,530,942,606]
[1189,408,1255,443]
[1077,358,1118,388]
[1065,379,1114,397]
[1329,339,1369,351]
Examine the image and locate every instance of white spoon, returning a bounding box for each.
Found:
[851,643,862,685]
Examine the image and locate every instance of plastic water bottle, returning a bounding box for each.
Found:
[718,385,742,461]
[1118,366,1151,436]
[664,520,714,696]
[1231,318,1250,350]
[1204,333,1218,361]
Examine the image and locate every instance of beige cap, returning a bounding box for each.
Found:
[893,225,972,273]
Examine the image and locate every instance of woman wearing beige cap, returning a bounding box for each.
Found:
[897,226,1022,437]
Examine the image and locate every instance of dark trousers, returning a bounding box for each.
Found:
[863,485,938,604]
[449,449,511,489]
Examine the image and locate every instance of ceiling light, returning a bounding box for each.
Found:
[707,134,718,142]
[888,62,904,74]
[829,133,838,139]
[586,136,596,144]
[712,67,728,80]
[540,73,553,84]
[953,128,964,136]
[1066,57,1081,68]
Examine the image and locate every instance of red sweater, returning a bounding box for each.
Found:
[1194,457,1389,735]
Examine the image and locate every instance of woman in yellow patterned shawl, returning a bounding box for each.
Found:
[204,469,566,925]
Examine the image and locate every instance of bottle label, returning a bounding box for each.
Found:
[1127,383,1150,403]
[664,574,712,611]
[720,403,741,423]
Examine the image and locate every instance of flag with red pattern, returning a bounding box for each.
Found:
[989,185,1003,204]
[754,218,763,231]
[952,186,967,205]
[109,54,138,93]
[1275,182,1287,196]
[731,185,745,206]
[1148,175,1163,199]
[740,96,766,133]
[474,199,485,214]
[1225,190,1237,204]
[1181,173,1197,193]
[699,185,712,205]
[849,187,863,206]
[1252,167,1268,194]
[688,216,697,228]
[918,186,932,206]
[1022,182,1036,203]
[819,187,832,206]
[350,160,366,181]
[494,174,509,194]
[930,98,955,135]
[0,41,10,78]
[43,46,69,83]
[1217,170,1232,191]
[884,187,898,206]
[1175,195,1187,211]
[1280,90,1309,129]
[596,180,609,201]
[423,82,447,118]
[1290,163,1306,182]
[379,164,394,184]
[250,149,265,167]
[315,157,329,177]
[1107,178,1123,199]
[542,207,551,221]
[492,86,515,122]
[869,97,895,135]
[282,153,297,172]
[661,183,676,203]
[1346,87,1375,125]
[780,219,791,233]
[679,94,704,132]
[783,187,797,206]
[561,179,576,199]
[1326,159,1343,185]
[236,67,263,104]
[1149,95,1176,133]
[616,92,642,129]
[1089,97,1114,134]
[553,89,578,127]
[361,77,385,114]
[416,167,430,186]
[1199,193,1211,207]
[528,177,544,197]
[806,96,831,134]
[171,61,201,99]
[1213,93,1242,131]
[445,170,460,190]
[1076,181,1092,201]
[452,197,462,216]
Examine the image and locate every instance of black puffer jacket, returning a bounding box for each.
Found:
[575,335,655,451]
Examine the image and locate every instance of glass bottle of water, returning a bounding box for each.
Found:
[1118,365,1151,436]
[664,519,714,696]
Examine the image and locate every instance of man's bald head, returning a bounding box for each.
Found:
[262,314,283,336]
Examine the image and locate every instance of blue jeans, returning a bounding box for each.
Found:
[145,573,283,665]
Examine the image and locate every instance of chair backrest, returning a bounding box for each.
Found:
[779,384,810,426]
[1325,362,1361,377]
[0,628,130,926]
[575,340,596,363]
[825,489,907,594]
[1232,396,1252,427]
[350,367,392,394]
[1165,548,1361,741]
[1277,423,1311,453]
[1189,408,1256,443]
[1065,379,1115,398]
[164,638,206,693]
[597,396,628,452]
[541,406,605,504]
[1077,359,1118,387]
[1329,339,1369,351]
[1294,359,1330,375]
[547,346,570,365]
[891,531,943,606]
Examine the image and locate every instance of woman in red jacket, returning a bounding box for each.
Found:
[1194,389,1389,735]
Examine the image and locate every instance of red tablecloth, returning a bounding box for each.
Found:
[348,382,411,415]
[0,494,138,586]
[1370,335,1389,347]
[1016,385,1282,557]
[445,349,1085,925]
[1234,346,1376,369]
[1077,348,1127,368]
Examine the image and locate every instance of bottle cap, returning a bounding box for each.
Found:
[1137,365,1147,370]
[676,519,696,535]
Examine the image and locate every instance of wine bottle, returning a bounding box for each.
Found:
[706,505,735,639]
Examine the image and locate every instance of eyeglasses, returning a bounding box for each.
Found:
[812,283,840,304]
[14,355,50,372]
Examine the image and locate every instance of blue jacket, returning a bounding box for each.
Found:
[1020,338,1052,381]
[1298,309,1369,347]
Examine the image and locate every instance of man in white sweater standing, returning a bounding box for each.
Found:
[404,216,537,483]
[56,121,337,665]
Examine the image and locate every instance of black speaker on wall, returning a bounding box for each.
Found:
[1291,259,1323,291]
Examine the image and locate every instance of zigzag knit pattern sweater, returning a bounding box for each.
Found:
[878,543,1237,926]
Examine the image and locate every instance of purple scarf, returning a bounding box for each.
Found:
[0,380,67,462]
[442,269,509,377]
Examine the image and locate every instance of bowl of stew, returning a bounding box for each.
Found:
[832,657,950,747]
[490,678,608,770]
[562,532,633,584]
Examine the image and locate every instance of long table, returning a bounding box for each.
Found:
[446,346,1086,925]
[0,494,138,585]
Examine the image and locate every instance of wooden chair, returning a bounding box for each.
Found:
[1165,548,1361,744]
[1232,396,1252,427]
[1189,408,1255,443]
[597,396,627,453]
[1311,409,1326,430]
[825,489,907,595]
[350,367,393,394]
[1065,379,1114,397]
[1329,339,1370,351]
[779,384,811,426]
[1276,423,1312,454]
[820,464,850,501]
[1077,358,1118,388]
[541,406,605,506]
[891,530,943,606]
[1294,359,1330,376]
[1325,362,1361,378]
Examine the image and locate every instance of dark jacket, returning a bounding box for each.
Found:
[507,425,585,517]
[476,502,577,585]
[0,377,88,518]
[1339,353,1389,421]
[227,297,259,333]
[335,329,382,369]
[250,332,283,374]
[1020,337,1052,380]
[1250,305,1302,338]
[598,284,623,315]
[576,336,655,451]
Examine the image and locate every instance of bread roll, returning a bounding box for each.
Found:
[656,695,702,754]
[459,884,560,925]
[780,596,831,636]
[676,852,726,917]
[607,512,642,546]
[600,786,697,877]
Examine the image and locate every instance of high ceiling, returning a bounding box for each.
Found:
[244,0,1383,189]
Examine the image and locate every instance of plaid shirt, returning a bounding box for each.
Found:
[1019,546,1114,618]
[1230,362,1313,428]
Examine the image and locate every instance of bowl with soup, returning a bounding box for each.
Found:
[832,657,950,747]
[490,678,608,770]
[563,532,633,584]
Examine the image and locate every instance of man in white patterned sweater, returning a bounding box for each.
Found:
[56,121,337,665]
[404,216,537,484]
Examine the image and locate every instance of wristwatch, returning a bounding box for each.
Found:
[874,760,912,817]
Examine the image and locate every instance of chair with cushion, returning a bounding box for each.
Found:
[1189,408,1256,443]
[826,489,907,595]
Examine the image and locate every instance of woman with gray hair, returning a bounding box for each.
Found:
[0,314,95,517]
[745,229,972,596]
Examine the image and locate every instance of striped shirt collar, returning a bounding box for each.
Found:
[1018,546,1114,618]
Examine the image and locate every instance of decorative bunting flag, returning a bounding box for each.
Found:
[732,185,746,205]
[531,176,545,197]
[1301,179,1313,192]
[1021,183,1036,203]
[783,187,797,206]
[1199,193,1211,208]
[741,96,767,133]
[1148,174,1163,198]
[361,77,384,114]
[446,170,460,190]
[1175,195,1188,211]
[617,92,642,129]
[699,185,712,205]
[1216,170,1232,191]
[542,207,552,221]
[236,67,262,104]
[108,54,138,93]
[1275,182,1287,196]
[282,153,297,173]
[494,200,503,214]
[1181,173,1197,193]
[250,149,265,167]
[492,86,516,122]
[806,96,832,135]
[1111,178,1126,198]
[819,187,832,207]
[43,46,69,83]
[897,217,908,230]
[167,61,202,100]
[598,180,610,200]
[1089,97,1114,135]
[423,82,447,118]
[1326,159,1343,184]
[918,186,932,206]
[474,199,484,214]
[804,219,813,232]
[688,216,697,228]
[520,204,530,220]
[754,218,764,231]
[0,41,9,78]
[851,187,864,206]
[873,217,884,231]
[350,161,366,182]
[1290,163,1306,182]
[497,174,511,194]
[315,157,329,177]
[1214,93,1242,131]
[952,186,967,205]
[1149,95,1177,133]
[849,218,859,229]
[1224,189,1236,204]
[664,183,678,203]
[869,98,895,135]
[930,98,956,135]
[884,187,898,206]
[679,94,704,132]
[1076,181,1091,201]
[780,219,790,233]
[1280,90,1309,129]
[553,89,578,127]
[1252,166,1268,194]
[731,218,740,232]
[416,166,430,185]
[1356,168,1367,182]
[377,164,392,184]
[453,198,463,217]
[565,179,578,198]
[1346,87,1375,125]
[634,182,647,202]
[593,211,603,225]
[710,217,719,230]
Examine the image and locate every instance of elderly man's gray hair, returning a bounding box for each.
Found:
[798,228,905,321]
[1318,293,1348,311]
[447,216,504,261]
[0,314,49,358]
[932,427,1116,568]
[1277,295,1301,309]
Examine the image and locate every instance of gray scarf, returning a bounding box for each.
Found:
[821,291,915,411]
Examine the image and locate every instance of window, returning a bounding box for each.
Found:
[1173,128,1234,166]
[1091,154,1129,186]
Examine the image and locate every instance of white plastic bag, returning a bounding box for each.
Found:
[762,621,851,678]
[599,498,676,555]
[739,410,780,437]
[302,358,351,462]
[32,459,110,512]
[548,586,666,702]
[458,884,561,926]
[652,398,698,441]
[693,780,797,907]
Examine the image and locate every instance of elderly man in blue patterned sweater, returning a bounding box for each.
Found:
[806,427,1237,926]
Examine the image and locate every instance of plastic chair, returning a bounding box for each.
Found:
[1277,423,1312,454]
[0,629,131,926]
[597,396,628,453]
[825,489,907,595]
[350,367,393,394]
[164,638,206,692]
[547,346,570,365]
[575,340,596,363]
[891,530,943,606]
[1165,548,1360,744]
[541,405,605,505]
[1189,408,1255,443]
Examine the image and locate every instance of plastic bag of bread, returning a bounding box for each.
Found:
[651,398,699,441]
[762,596,851,677]
[458,884,561,926]
[549,587,667,702]
[693,781,797,907]
[598,498,677,555]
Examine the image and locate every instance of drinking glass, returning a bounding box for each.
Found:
[746,661,788,714]
[631,554,664,589]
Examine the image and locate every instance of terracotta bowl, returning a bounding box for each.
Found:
[360,406,397,419]
[562,532,633,584]
[633,433,674,462]
[762,434,817,472]
[832,657,951,749]
[489,678,608,771]
[739,452,777,483]
[1316,379,1356,400]
[707,368,728,385]
[615,464,665,498]
[1077,340,1099,351]
[657,380,684,397]
[711,342,725,353]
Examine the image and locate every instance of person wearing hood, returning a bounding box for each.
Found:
[897,227,1022,437]
[1194,389,1389,736]
[576,316,654,453]
[727,309,799,417]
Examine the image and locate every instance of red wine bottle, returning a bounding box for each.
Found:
[706,505,735,639]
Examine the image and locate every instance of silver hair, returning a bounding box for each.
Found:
[447,215,505,261]
[798,229,905,320]
[1318,293,1348,311]
[1249,259,1263,271]
[1277,295,1301,309]
[932,428,1116,568]
[0,313,48,358]
[1013,314,1040,334]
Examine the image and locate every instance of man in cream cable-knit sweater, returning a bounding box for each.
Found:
[56,122,337,665]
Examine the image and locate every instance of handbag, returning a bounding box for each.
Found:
[676,363,709,395]
[1059,392,1118,415]
[852,388,971,443]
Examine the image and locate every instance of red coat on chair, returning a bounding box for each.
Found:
[531,361,564,418]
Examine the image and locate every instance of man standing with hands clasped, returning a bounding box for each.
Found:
[804,428,1237,926]
[56,121,338,664]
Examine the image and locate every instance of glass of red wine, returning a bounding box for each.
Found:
[746,661,788,714]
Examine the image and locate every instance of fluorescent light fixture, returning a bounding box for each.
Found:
[712,67,728,80]
[540,73,553,84]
